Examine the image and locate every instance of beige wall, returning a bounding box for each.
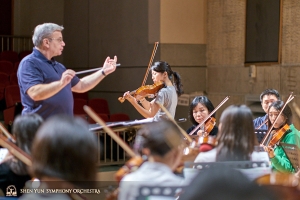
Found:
[160,0,207,44]
[206,0,300,128]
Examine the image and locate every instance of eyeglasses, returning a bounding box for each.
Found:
[48,37,64,43]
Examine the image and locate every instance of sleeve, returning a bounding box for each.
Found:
[18,60,44,93]
[154,88,166,106]
[271,131,297,173]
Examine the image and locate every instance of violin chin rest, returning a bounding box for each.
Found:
[199,144,214,152]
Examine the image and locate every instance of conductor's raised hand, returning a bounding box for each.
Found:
[102,56,117,76]
[60,69,75,86]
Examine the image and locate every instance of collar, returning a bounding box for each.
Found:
[33,47,58,66]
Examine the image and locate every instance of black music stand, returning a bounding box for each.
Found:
[280,142,300,171]
[254,129,268,143]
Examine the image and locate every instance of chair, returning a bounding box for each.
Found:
[88,98,110,115]
[13,61,20,73]
[0,51,19,64]
[73,92,89,101]
[0,72,10,101]
[73,98,88,121]
[110,113,130,122]
[18,50,32,61]
[3,85,21,125]
[0,61,14,75]
[88,113,109,124]
[9,73,18,85]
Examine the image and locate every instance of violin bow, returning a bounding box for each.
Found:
[83,105,136,158]
[189,96,230,136]
[260,93,294,146]
[0,124,32,166]
[141,42,159,86]
[157,103,192,144]
[0,122,16,143]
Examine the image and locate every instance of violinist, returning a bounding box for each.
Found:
[195,105,269,163]
[186,96,218,136]
[118,120,186,200]
[123,61,183,121]
[253,89,280,130]
[264,100,300,173]
[0,114,43,197]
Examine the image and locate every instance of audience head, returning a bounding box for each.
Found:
[260,89,280,113]
[30,115,97,188]
[216,105,257,161]
[189,96,215,125]
[267,100,292,129]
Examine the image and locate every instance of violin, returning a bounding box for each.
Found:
[118,81,164,103]
[267,124,289,147]
[115,156,144,182]
[118,42,159,103]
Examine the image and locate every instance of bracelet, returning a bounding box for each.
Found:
[102,70,106,76]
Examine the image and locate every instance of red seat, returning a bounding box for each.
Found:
[0,72,10,100]
[9,73,18,85]
[19,50,32,61]
[0,51,19,64]
[13,61,20,73]
[3,85,21,125]
[88,98,110,115]
[73,98,88,121]
[73,92,89,101]
[88,113,109,124]
[0,61,14,75]
[110,113,130,122]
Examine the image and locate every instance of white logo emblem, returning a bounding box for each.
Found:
[6,185,17,196]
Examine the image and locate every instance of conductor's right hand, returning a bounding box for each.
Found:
[60,69,75,86]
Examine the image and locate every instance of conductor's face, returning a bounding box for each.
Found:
[48,31,65,57]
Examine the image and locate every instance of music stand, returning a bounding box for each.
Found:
[280,142,300,171]
[254,129,268,143]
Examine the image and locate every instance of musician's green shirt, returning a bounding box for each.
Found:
[271,124,300,173]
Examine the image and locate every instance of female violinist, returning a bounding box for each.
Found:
[195,105,269,163]
[0,114,43,197]
[264,100,300,173]
[123,61,183,121]
[187,96,218,136]
[118,120,186,200]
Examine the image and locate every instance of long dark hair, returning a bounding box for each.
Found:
[8,114,43,175]
[151,61,184,96]
[216,105,257,161]
[267,100,292,128]
[189,96,215,125]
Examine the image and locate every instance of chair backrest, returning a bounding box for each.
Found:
[88,113,109,124]
[0,72,10,87]
[73,98,87,115]
[110,113,130,122]
[0,51,19,64]
[73,92,89,101]
[13,61,20,73]
[19,50,32,61]
[88,98,110,115]
[5,85,21,108]
[9,73,18,85]
[0,60,14,75]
